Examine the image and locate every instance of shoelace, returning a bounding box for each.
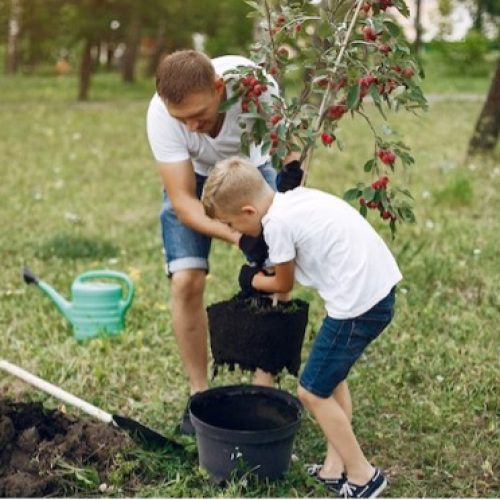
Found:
[306,464,322,476]
[340,481,355,498]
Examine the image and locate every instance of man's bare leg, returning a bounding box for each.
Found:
[171,269,209,395]
[252,368,274,386]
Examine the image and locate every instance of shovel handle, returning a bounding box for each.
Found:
[0,360,113,424]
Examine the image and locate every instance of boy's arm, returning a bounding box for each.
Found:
[157,160,240,244]
[252,260,295,294]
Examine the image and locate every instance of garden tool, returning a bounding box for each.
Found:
[0,359,182,449]
[22,266,135,340]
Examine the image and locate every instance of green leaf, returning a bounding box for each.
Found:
[219,94,240,113]
[394,0,410,17]
[344,187,361,201]
[363,186,376,200]
[363,159,375,172]
[369,84,381,105]
[346,84,360,110]
[384,21,401,37]
[360,204,368,217]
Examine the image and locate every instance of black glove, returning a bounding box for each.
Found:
[238,264,261,297]
[277,160,303,192]
[239,232,269,267]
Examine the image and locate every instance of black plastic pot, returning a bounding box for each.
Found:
[207,295,309,376]
[189,384,303,484]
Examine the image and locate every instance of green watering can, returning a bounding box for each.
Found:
[22,267,135,341]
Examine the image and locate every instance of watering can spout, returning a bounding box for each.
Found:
[22,266,73,322]
[37,281,73,321]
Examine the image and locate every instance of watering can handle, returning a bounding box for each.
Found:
[75,270,135,313]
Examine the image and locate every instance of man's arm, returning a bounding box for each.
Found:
[252,260,295,294]
[157,159,240,244]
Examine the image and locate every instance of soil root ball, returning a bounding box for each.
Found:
[208,294,309,376]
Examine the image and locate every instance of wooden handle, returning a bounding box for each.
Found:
[0,359,112,424]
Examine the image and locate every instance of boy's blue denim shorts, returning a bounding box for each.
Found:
[299,287,396,398]
[160,162,277,276]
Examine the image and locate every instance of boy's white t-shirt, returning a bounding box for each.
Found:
[146,55,278,176]
[262,187,402,319]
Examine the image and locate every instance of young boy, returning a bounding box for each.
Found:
[201,156,402,498]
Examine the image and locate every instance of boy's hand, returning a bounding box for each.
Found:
[239,233,269,267]
[277,160,303,192]
[238,264,261,296]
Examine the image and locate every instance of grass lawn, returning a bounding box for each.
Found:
[0,64,498,497]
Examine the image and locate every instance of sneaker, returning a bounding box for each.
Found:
[179,398,195,435]
[307,464,347,495]
[339,468,387,498]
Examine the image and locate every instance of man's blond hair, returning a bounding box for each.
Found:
[156,50,215,104]
[202,157,269,218]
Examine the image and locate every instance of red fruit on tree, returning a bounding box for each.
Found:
[271,114,282,125]
[362,25,378,42]
[378,0,394,11]
[295,23,302,32]
[378,43,392,55]
[402,67,414,78]
[378,149,396,165]
[321,132,334,145]
[361,2,371,14]
[360,197,366,205]
[241,100,249,112]
[328,104,348,120]
[276,14,285,26]
[381,210,392,220]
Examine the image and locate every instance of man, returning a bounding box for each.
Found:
[146,50,282,433]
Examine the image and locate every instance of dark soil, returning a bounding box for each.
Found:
[207,294,309,376]
[0,398,132,497]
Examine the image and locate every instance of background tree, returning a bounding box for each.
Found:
[468,57,500,155]
[5,0,20,73]
[466,0,500,154]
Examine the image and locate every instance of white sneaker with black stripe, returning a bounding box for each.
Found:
[340,468,387,498]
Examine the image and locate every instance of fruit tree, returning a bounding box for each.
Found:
[221,0,428,236]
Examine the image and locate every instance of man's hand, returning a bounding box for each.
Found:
[277,160,303,192]
[238,264,262,297]
[239,233,269,267]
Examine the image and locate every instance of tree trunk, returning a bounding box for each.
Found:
[78,38,93,101]
[146,21,167,77]
[474,0,484,32]
[413,0,422,54]
[121,16,142,83]
[5,0,21,74]
[468,58,500,155]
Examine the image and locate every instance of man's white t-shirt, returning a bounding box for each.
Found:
[262,187,402,319]
[146,55,278,176]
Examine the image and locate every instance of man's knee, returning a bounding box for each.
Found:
[171,270,206,303]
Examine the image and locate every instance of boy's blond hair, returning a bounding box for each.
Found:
[156,50,215,104]
[202,157,269,218]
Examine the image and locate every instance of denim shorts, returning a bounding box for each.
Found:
[160,162,277,276]
[299,287,396,398]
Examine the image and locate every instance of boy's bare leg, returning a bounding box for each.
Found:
[171,269,209,394]
[298,384,374,485]
[320,381,353,478]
